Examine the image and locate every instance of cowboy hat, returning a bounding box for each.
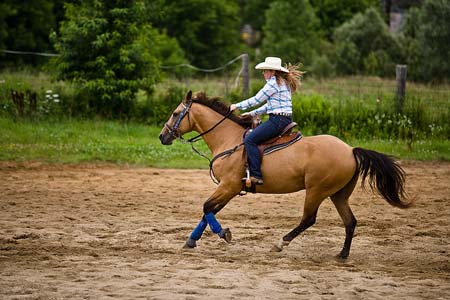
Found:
[255,57,289,73]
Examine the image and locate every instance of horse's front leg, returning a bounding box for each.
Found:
[183,215,208,248]
[183,184,239,248]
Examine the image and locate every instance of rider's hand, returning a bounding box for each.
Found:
[230,104,237,111]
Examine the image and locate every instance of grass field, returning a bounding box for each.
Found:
[0,117,210,168]
[1,71,449,165]
[1,117,448,169]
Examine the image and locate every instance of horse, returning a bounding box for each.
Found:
[158,91,412,259]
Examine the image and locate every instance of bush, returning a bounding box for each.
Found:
[0,70,76,120]
[144,86,186,125]
[51,1,187,119]
[333,8,403,76]
[262,0,321,65]
[292,92,449,140]
[293,94,332,135]
[397,7,422,81]
[309,55,336,78]
[417,0,450,81]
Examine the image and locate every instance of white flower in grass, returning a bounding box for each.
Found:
[46,90,52,94]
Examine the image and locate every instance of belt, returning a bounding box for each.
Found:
[270,112,292,117]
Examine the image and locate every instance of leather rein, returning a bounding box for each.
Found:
[164,99,243,184]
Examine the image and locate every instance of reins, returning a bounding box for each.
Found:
[171,102,242,184]
[184,108,234,143]
[208,143,244,184]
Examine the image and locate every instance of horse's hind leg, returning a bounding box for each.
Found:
[330,175,358,259]
[272,189,326,252]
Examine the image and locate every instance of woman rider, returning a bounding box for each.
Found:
[230,57,304,185]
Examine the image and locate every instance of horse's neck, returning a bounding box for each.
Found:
[192,105,244,154]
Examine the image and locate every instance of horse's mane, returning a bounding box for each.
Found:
[192,92,253,128]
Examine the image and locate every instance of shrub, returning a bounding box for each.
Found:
[292,91,449,140]
[144,86,185,125]
[309,55,336,78]
[293,94,332,135]
[417,0,450,81]
[51,0,187,119]
[333,8,403,76]
[262,0,321,65]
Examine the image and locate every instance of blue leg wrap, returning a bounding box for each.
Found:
[205,212,222,234]
[190,216,207,241]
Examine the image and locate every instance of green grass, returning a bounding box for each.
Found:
[1,72,449,165]
[346,138,450,161]
[301,76,450,118]
[1,117,448,168]
[0,117,210,168]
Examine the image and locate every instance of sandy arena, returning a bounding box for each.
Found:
[0,161,449,299]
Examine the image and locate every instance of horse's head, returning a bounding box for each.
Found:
[159,90,193,145]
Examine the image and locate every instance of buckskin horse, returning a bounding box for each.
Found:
[159,91,412,259]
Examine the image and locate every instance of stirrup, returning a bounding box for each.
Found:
[250,176,263,185]
[243,168,251,188]
[241,176,263,186]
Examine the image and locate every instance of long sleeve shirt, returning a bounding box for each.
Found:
[234,76,292,117]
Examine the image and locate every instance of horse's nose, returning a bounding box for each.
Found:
[159,133,173,145]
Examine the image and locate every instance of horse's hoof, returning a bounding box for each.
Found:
[219,228,232,243]
[335,252,349,261]
[271,239,289,252]
[270,245,283,252]
[183,238,197,249]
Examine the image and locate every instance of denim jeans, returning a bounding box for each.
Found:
[244,114,292,179]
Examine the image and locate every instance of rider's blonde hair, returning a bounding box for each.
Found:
[275,63,305,93]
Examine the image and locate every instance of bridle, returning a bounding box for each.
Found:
[164,98,234,144]
[164,99,193,140]
[163,99,241,184]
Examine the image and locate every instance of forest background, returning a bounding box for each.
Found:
[0,0,449,165]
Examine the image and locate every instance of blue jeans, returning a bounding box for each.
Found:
[244,114,292,179]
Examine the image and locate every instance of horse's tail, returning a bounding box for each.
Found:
[353,147,412,209]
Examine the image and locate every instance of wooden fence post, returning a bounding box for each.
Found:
[242,53,249,97]
[396,65,407,112]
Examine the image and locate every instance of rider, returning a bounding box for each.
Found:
[230,57,304,185]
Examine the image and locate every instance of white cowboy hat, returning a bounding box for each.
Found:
[255,57,289,73]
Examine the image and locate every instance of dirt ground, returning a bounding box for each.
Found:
[0,160,449,300]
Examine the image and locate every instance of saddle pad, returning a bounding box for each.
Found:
[261,132,303,156]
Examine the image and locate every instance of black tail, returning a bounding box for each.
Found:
[353,147,412,208]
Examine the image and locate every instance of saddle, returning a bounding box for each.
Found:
[240,118,303,193]
[244,118,302,157]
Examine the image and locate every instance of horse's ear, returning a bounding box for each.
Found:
[184,90,192,103]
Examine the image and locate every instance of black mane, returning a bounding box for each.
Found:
[192,92,253,128]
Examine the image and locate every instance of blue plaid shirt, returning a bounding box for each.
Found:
[235,76,292,117]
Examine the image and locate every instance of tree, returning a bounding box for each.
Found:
[240,0,274,31]
[156,0,241,69]
[310,0,378,39]
[52,0,186,118]
[418,0,450,81]
[396,7,422,80]
[261,0,321,66]
[0,0,57,68]
[0,2,13,50]
[333,8,404,76]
